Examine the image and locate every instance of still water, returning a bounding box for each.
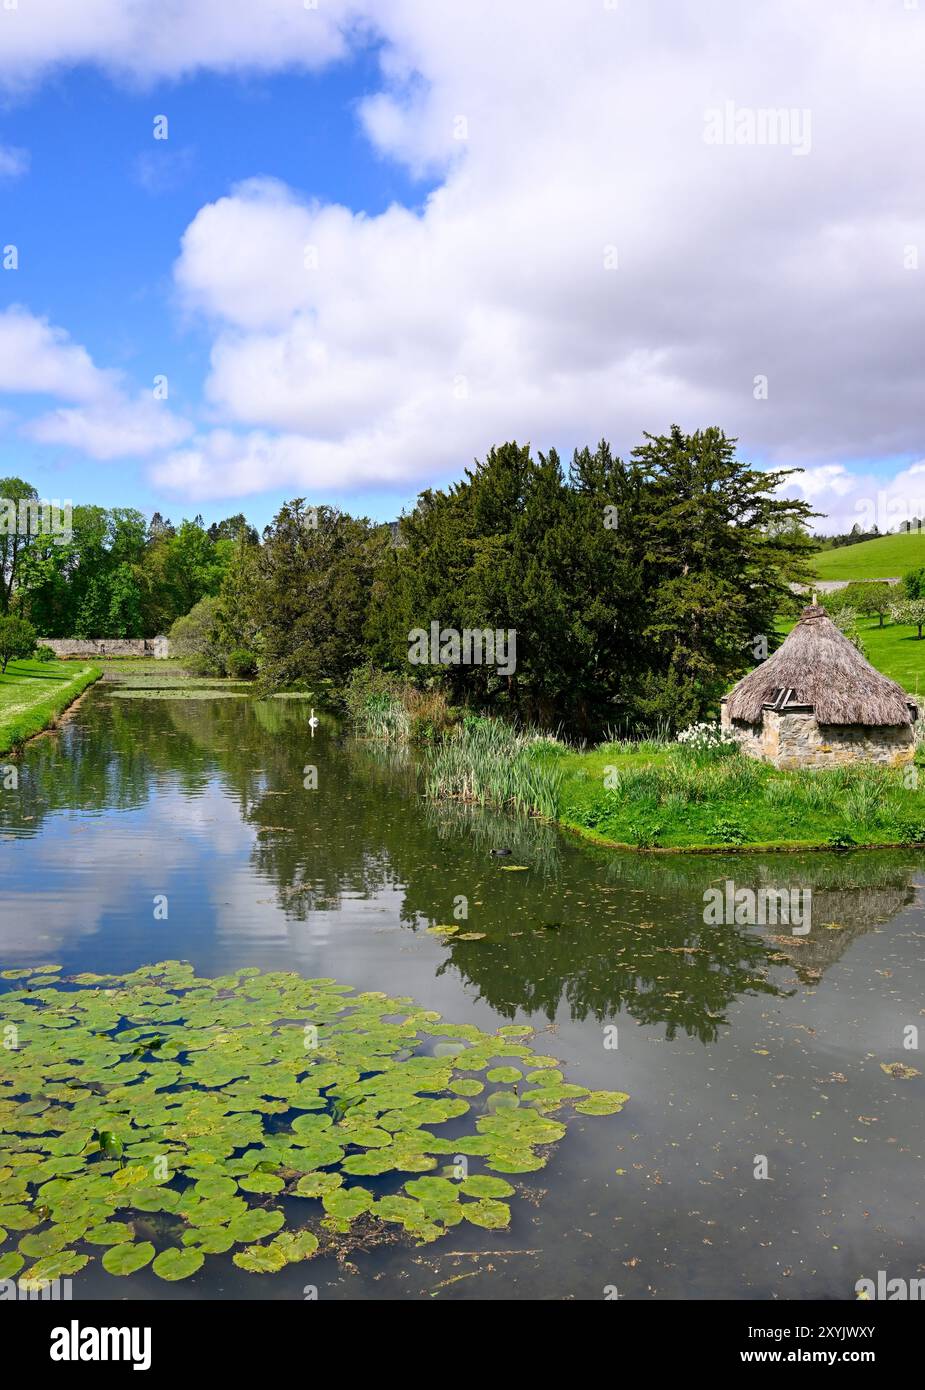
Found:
[2,686,924,1300]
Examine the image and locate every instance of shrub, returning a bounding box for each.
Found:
[168,597,226,676]
[708,817,747,845]
[901,567,925,601]
[32,644,57,663]
[626,820,663,848]
[226,648,258,679]
[826,831,857,850]
[890,821,925,844]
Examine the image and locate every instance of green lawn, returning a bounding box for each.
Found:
[811,531,925,580]
[0,659,101,755]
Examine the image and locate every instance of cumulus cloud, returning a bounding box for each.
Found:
[157,1,925,510]
[0,0,353,89]
[5,2,925,520]
[0,306,115,401]
[0,306,192,459]
[786,460,925,536]
[25,397,193,460]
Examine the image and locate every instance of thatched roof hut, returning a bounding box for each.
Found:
[722,604,917,768]
[727,604,915,725]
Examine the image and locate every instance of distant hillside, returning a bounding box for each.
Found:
[811,531,925,581]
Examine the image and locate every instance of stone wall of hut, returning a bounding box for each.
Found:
[721,703,915,768]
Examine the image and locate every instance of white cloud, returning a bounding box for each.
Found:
[157,1,925,506]
[0,306,114,401]
[25,396,193,459]
[786,460,925,536]
[0,0,353,89]
[0,306,192,459]
[5,2,925,519]
[0,144,29,179]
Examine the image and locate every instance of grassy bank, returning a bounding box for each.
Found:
[416,725,925,852]
[352,677,925,853]
[544,740,925,851]
[0,659,102,755]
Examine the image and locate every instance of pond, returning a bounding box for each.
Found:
[1,684,923,1300]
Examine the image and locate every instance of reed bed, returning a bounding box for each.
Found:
[422,719,564,818]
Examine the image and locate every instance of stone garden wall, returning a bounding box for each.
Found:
[37,637,170,659]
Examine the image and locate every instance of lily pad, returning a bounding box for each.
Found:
[462,1199,511,1229]
[0,1252,24,1278]
[85,1221,135,1246]
[233,1243,287,1273]
[459,1175,515,1199]
[573,1090,629,1115]
[152,1247,204,1281]
[20,1251,89,1286]
[228,1208,285,1244]
[102,1241,155,1276]
[269,1229,319,1263]
[487,1066,522,1084]
[0,962,619,1279]
[236,1173,285,1195]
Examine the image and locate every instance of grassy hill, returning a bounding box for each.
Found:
[812,530,925,580]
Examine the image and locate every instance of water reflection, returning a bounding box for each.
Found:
[1,689,920,1044]
[2,686,924,1301]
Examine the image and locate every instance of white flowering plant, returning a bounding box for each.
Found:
[675,721,741,756]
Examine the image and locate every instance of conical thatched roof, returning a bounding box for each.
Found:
[724,604,915,726]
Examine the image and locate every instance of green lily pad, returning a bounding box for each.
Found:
[228,1208,285,1244]
[236,1173,284,1195]
[193,1175,239,1200]
[459,1175,515,1199]
[0,1252,25,1278]
[84,1221,135,1246]
[269,1229,319,1263]
[21,1251,89,1285]
[18,1226,72,1259]
[183,1226,234,1254]
[152,1247,204,1281]
[573,1090,629,1115]
[233,1243,287,1273]
[294,1172,343,1199]
[462,1199,511,1229]
[486,1067,522,1084]
[322,1187,373,1224]
[102,1241,155,1276]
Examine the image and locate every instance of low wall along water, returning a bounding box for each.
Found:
[37,637,170,659]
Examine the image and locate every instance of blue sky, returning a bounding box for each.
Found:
[1,2,924,537]
[1,50,440,528]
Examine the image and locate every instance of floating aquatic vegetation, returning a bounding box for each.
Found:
[0,962,627,1283]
